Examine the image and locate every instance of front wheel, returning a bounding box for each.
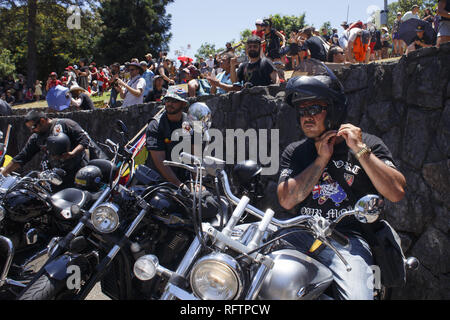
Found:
[18,274,66,300]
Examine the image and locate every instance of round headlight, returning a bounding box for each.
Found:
[0,205,5,222]
[133,255,159,281]
[91,203,120,233]
[190,253,243,300]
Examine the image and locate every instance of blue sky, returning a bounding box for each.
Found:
[165,0,388,60]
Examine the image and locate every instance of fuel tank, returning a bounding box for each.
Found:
[257,249,333,300]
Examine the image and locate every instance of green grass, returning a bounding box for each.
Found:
[12,90,118,110]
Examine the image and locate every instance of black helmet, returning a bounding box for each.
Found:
[285,59,347,130]
[232,160,262,188]
[75,165,103,191]
[232,160,265,202]
[46,133,71,156]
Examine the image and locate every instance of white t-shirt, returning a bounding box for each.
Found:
[206,58,214,69]
[402,11,420,22]
[122,76,146,107]
[347,28,363,43]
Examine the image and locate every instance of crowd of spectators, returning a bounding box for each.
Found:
[1,2,449,109]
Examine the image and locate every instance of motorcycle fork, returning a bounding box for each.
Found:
[74,207,148,300]
[160,236,203,300]
[0,236,14,288]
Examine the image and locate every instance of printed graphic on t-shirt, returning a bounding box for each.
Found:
[312,171,347,206]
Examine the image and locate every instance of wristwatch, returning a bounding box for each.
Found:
[355,144,371,160]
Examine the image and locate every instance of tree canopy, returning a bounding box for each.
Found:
[0,0,174,86]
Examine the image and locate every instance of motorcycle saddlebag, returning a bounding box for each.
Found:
[362,220,406,288]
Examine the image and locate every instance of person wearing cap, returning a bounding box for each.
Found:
[140,61,154,99]
[65,66,78,88]
[145,89,191,187]
[45,72,62,92]
[262,19,286,61]
[302,27,328,62]
[114,61,147,108]
[380,27,391,59]
[226,35,279,90]
[339,22,350,49]
[437,0,450,48]
[405,25,433,55]
[402,5,421,22]
[392,12,405,56]
[0,110,93,189]
[252,19,266,40]
[144,75,167,103]
[68,85,95,111]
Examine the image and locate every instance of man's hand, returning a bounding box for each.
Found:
[337,124,364,153]
[315,130,337,162]
[206,75,219,87]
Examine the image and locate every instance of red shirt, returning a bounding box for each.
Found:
[252,29,266,51]
[47,80,62,90]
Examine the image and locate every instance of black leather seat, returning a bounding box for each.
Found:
[50,188,91,212]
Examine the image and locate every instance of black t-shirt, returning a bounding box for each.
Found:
[413,34,432,47]
[13,118,90,173]
[265,29,281,53]
[145,88,167,103]
[78,66,89,90]
[78,93,95,110]
[278,133,397,237]
[236,57,276,87]
[145,112,191,182]
[304,36,327,62]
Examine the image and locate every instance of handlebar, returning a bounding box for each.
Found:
[163,153,360,271]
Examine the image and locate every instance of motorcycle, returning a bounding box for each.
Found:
[0,165,90,299]
[0,122,133,299]
[17,122,230,300]
[132,153,419,300]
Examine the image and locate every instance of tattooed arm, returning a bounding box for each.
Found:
[278,157,328,210]
[277,131,336,211]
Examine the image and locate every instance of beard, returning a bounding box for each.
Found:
[248,50,260,59]
[165,103,184,115]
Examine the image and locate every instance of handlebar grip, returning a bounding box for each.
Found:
[330,230,349,247]
[180,152,201,164]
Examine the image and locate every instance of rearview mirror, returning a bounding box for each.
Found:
[354,195,383,224]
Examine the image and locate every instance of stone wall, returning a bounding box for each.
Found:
[0,43,449,299]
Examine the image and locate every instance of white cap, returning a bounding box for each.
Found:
[255,19,263,25]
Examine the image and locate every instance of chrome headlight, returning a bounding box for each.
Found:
[133,255,159,281]
[91,203,120,233]
[190,253,243,300]
[0,205,5,222]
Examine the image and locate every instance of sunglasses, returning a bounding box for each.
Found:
[297,105,327,117]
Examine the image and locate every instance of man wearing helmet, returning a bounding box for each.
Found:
[277,64,406,300]
[1,111,96,189]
